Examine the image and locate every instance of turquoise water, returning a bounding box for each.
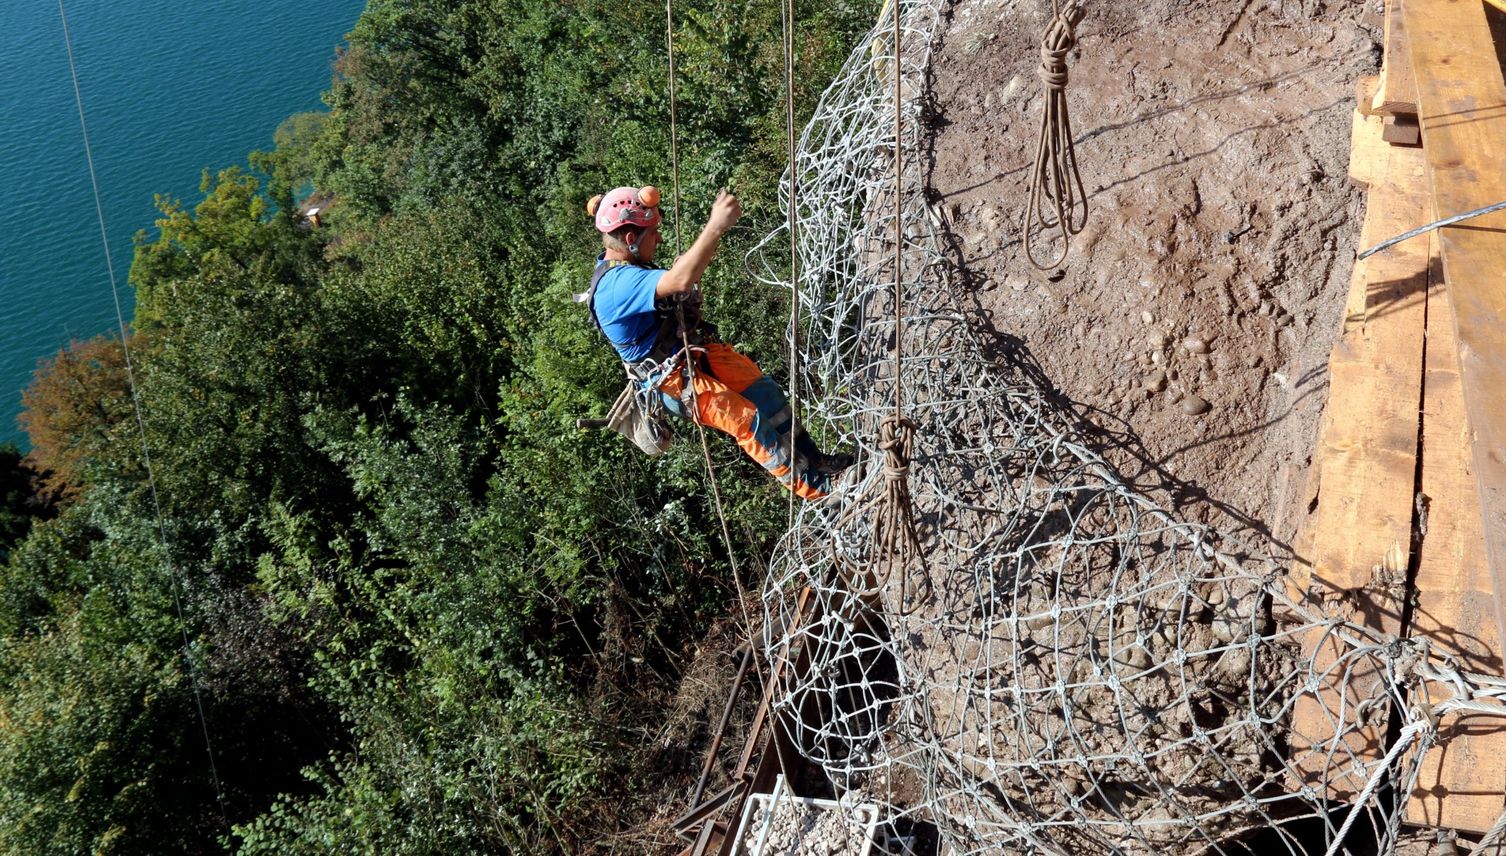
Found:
[0,0,365,448]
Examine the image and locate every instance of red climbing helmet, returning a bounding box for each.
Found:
[587,186,662,233]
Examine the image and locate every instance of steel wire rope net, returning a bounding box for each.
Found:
[742,0,1506,852]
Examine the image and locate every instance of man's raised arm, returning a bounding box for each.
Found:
[657,189,742,298]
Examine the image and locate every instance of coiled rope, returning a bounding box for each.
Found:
[1022,1,1088,270]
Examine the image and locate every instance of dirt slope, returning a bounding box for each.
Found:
[927,0,1377,549]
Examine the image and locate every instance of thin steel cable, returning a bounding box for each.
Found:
[1468,806,1506,856]
[57,0,226,820]
[1358,197,1506,260]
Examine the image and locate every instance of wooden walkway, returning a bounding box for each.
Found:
[1288,0,1506,835]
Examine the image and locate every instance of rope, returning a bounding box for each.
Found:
[1022,1,1088,270]
[57,0,226,820]
[665,0,683,254]
[838,417,930,610]
[838,0,927,614]
[784,0,800,526]
[660,0,802,788]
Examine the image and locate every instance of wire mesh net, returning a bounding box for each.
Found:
[744,0,1506,852]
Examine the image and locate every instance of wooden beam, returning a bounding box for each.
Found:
[1372,0,1420,117]
[1403,0,1506,663]
[1405,234,1506,833]
[1302,109,1429,596]
[1288,108,1430,797]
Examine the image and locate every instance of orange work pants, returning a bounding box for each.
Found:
[656,343,831,500]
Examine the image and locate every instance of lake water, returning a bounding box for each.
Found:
[0,0,365,448]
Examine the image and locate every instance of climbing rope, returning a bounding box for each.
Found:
[57,0,226,820]
[659,1,808,787]
[1022,1,1088,270]
[661,0,743,607]
[783,0,801,525]
[665,0,683,253]
[840,0,927,613]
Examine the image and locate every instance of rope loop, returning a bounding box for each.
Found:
[1022,1,1088,270]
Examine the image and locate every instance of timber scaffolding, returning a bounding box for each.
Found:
[1288,0,1506,838]
[666,0,1506,853]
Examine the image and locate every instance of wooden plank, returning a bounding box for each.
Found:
[1381,115,1422,146]
[1372,0,1421,117]
[1304,110,1429,595]
[1405,235,1506,833]
[1404,0,1506,659]
[1288,108,1430,798]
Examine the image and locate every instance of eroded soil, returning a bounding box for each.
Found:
[927,0,1377,548]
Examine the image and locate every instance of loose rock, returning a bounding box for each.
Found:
[1180,395,1212,415]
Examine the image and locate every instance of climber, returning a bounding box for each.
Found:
[582,184,850,500]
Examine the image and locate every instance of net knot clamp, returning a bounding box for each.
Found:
[1419,703,1442,731]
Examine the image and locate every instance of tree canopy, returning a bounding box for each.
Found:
[1,0,875,851]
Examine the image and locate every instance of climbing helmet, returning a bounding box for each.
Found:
[587,186,662,234]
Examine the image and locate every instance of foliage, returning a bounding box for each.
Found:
[18,337,134,500]
[252,112,329,210]
[0,0,877,851]
[0,445,46,563]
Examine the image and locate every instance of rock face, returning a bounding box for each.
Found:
[739,795,874,856]
[927,0,1373,544]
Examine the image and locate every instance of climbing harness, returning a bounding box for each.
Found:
[1022,1,1088,270]
[574,258,714,455]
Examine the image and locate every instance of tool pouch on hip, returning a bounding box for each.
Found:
[606,377,674,456]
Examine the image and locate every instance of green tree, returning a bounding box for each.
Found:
[2,0,878,850]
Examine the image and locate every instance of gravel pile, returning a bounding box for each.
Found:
[739,797,872,856]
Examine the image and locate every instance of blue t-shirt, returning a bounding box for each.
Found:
[592,259,666,362]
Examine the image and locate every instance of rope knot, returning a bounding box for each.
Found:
[878,416,916,481]
[1036,5,1082,92]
